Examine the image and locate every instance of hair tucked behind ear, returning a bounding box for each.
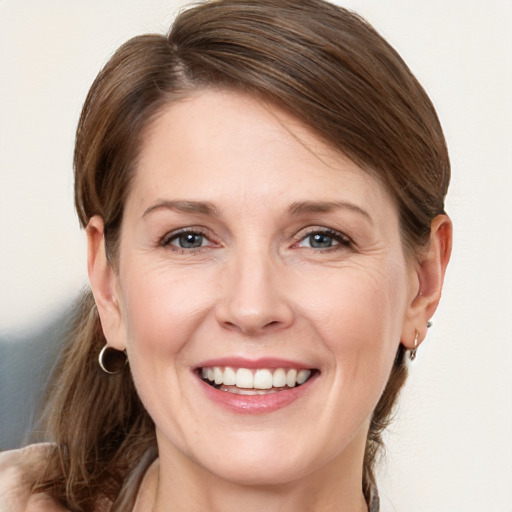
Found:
[33,1,449,509]
[33,290,155,510]
[363,345,408,502]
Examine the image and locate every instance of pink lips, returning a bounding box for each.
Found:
[194,357,318,414]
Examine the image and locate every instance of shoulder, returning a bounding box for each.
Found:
[0,444,69,512]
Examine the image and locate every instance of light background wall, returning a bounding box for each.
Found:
[0,1,510,511]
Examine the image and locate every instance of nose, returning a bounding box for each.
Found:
[216,247,294,336]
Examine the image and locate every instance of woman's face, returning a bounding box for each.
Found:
[103,90,420,486]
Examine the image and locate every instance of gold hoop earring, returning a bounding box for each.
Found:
[409,330,419,361]
[98,345,127,374]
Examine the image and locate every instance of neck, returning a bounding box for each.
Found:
[137,433,370,512]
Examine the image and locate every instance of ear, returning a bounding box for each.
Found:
[86,216,126,351]
[401,214,452,349]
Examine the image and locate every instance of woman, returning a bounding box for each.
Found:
[0,0,451,510]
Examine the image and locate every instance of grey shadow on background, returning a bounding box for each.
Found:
[0,295,79,450]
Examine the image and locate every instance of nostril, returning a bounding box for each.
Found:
[216,297,294,334]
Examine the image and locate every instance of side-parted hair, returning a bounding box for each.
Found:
[34,1,450,510]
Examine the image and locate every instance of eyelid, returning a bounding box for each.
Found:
[160,226,217,248]
[158,225,353,251]
[294,226,353,248]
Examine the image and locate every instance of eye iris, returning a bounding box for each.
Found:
[178,233,203,248]
[310,233,333,248]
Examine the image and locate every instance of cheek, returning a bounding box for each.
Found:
[304,258,408,389]
[116,263,218,437]
[298,262,409,442]
[304,259,407,344]
[119,261,216,362]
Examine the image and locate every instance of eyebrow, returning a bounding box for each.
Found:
[288,200,373,223]
[142,199,372,223]
[142,200,219,218]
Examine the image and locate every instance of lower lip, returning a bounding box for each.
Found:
[197,374,317,414]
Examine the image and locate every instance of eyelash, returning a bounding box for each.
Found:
[160,227,215,253]
[159,227,353,253]
[294,227,353,251]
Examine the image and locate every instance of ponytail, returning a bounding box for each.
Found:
[33,290,155,511]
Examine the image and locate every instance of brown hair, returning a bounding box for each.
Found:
[34,0,450,509]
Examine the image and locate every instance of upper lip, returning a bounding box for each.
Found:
[193,357,315,370]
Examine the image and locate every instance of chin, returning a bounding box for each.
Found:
[202,455,312,487]
[187,429,348,488]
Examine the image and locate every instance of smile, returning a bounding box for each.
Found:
[200,366,314,395]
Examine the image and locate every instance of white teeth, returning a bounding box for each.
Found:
[213,367,223,385]
[235,368,254,389]
[297,369,311,385]
[201,366,313,391]
[253,369,273,389]
[272,368,287,387]
[223,367,236,385]
[286,369,297,388]
[235,388,279,395]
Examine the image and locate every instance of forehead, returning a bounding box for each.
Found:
[127,89,397,223]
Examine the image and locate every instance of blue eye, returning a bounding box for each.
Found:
[164,231,208,249]
[176,233,204,248]
[308,232,336,248]
[298,229,350,249]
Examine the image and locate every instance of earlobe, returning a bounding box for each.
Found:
[86,216,126,351]
[402,214,452,349]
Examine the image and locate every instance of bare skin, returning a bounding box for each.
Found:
[87,90,451,512]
